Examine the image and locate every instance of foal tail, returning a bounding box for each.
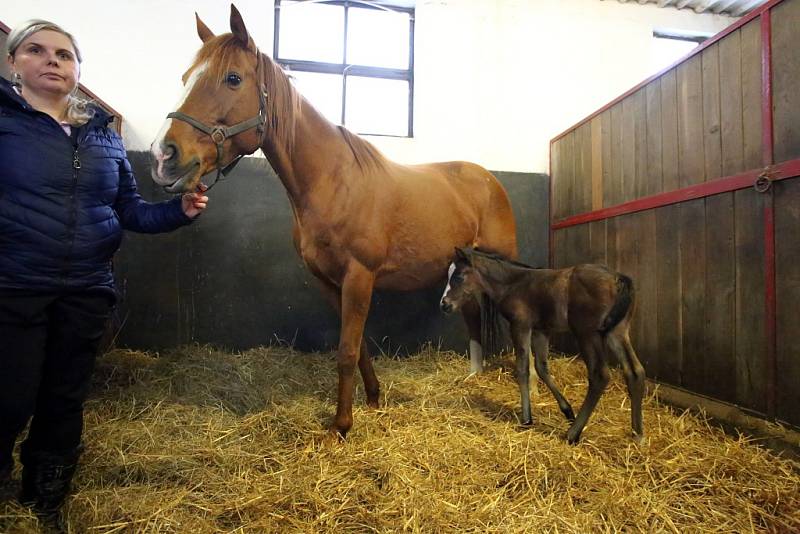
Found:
[600,274,634,334]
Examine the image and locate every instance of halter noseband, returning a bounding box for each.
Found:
[165,50,268,192]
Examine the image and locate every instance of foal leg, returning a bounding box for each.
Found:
[566,333,610,444]
[510,322,533,425]
[531,332,575,422]
[316,278,380,409]
[607,328,646,441]
[461,298,484,374]
[330,262,375,438]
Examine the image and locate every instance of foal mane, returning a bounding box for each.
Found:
[192,34,388,172]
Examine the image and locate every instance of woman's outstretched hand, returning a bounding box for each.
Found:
[182,183,209,218]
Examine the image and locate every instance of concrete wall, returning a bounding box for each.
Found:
[1,0,735,173]
[113,153,548,353]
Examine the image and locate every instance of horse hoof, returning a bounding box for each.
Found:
[326,424,348,442]
[520,418,534,427]
[366,398,380,410]
[632,432,645,445]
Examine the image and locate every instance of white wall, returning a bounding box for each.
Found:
[1,0,735,173]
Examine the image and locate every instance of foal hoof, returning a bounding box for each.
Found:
[631,432,645,445]
[566,428,582,445]
[520,418,534,428]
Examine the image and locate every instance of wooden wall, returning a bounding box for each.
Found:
[550,0,800,429]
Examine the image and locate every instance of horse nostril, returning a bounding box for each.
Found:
[164,143,177,160]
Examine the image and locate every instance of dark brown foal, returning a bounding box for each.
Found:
[440,247,645,444]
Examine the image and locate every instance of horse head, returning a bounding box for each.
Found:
[440,247,484,313]
[150,5,267,193]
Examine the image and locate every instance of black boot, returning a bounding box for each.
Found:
[19,445,82,527]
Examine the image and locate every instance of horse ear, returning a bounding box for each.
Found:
[230,4,251,46]
[196,13,215,43]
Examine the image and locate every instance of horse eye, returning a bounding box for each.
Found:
[226,73,242,87]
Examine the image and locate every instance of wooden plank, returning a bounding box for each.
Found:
[679,198,706,392]
[734,188,767,414]
[591,116,603,211]
[740,18,762,170]
[704,192,736,404]
[608,103,624,207]
[606,215,619,274]
[645,80,663,197]
[563,131,576,219]
[772,0,800,163]
[600,109,612,211]
[775,178,800,427]
[553,228,568,269]
[551,139,561,220]
[622,96,637,203]
[702,43,723,181]
[655,203,682,384]
[634,210,658,377]
[588,219,606,266]
[577,122,593,215]
[719,28,745,177]
[660,69,680,193]
[677,55,706,187]
[634,89,648,200]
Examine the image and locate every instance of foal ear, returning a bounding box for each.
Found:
[230,4,252,46]
[196,13,215,43]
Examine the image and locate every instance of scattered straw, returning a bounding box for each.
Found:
[2,345,798,533]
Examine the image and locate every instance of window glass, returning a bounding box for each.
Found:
[651,37,698,73]
[290,70,344,124]
[279,2,344,63]
[345,76,409,136]
[347,8,409,69]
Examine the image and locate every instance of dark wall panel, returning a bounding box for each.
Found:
[113,153,549,354]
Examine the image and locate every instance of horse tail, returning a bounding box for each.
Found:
[600,273,634,334]
[481,294,506,357]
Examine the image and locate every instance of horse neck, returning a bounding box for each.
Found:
[475,260,535,302]
[258,83,363,209]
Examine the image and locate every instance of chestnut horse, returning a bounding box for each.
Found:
[440,247,644,444]
[150,6,519,438]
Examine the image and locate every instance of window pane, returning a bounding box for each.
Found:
[345,76,408,136]
[279,2,344,63]
[347,7,409,69]
[289,70,343,124]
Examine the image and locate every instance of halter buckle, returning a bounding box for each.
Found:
[211,128,227,145]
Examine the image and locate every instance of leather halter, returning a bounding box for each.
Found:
[165,50,268,191]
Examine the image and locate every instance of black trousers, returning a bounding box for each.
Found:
[0,289,115,465]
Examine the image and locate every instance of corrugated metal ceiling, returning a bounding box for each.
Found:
[605,0,768,17]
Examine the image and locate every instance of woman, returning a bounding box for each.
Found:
[0,19,208,521]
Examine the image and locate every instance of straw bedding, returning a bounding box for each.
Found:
[1,345,798,533]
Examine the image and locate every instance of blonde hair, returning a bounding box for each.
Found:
[6,19,95,125]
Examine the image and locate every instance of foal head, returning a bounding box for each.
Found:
[150,5,270,193]
[440,247,484,313]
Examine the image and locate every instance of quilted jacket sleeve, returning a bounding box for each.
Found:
[114,152,193,234]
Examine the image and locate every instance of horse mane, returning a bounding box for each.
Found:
[191,34,388,172]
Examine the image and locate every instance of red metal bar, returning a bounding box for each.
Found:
[551,158,800,229]
[551,0,789,144]
[761,8,777,419]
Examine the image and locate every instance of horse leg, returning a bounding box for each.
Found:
[566,333,610,444]
[330,262,375,438]
[315,277,380,409]
[461,298,484,374]
[510,322,533,425]
[607,327,646,442]
[531,332,575,422]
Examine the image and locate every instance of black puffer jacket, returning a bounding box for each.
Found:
[0,77,191,292]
